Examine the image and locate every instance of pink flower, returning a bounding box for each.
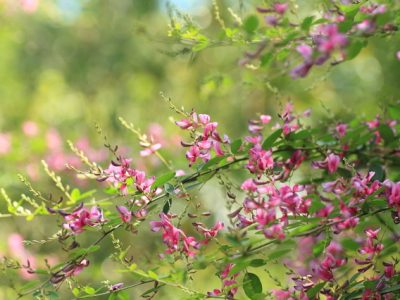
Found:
[241,178,258,192]
[396,51,400,61]
[176,112,229,167]
[150,213,200,257]
[384,262,395,278]
[8,233,37,279]
[186,146,200,166]
[316,24,348,54]
[297,44,313,60]
[46,128,63,152]
[312,153,340,173]
[246,144,274,176]
[59,204,106,234]
[383,180,400,211]
[116,206,132,223]
[356,19,376,34]
[140,143,161,157]
[260,115,272,124]
[22,121,39,137]
[175,169,186,177]
[327,154,340,173]
[272,289,292,300]
[193,221,224,242]
[52,259,90,284]
[263,223,285,240]
[265,15,279,26]
[274,2,288,15]
[314,241,346,281]
[20,0,38,13]
[336,123,347,137]
[0,133,11,155]
[208,263,240,298]
[360,4,386,15]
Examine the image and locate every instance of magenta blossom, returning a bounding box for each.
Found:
[150,213,200,257]
[336,123,347,137]
[176,112,230,167]
[312,153,340,173]
[54,204,106,234]
[116,205,132,223]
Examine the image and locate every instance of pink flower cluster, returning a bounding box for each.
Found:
[312,153,341,174]
[116,205,147,223]
[207,263,239,299]
[150,213,223,257]
[104,158,161,205]
[50,204,105,234]
[291,24,347,79]
[238,180,311,240]
[51,259,89,284]
[315,241,346,281]
[257,2,288,27]
[176,112,230,166]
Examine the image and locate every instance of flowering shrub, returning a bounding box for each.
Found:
[1,1,400,300]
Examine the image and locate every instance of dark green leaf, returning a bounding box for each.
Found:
[243,273,263,300]
[200,156,226,170]
[369,162,385,182]
[230,139,242,154]
[267,248,292,261]
[244,15,259,33]
[289,129,311,141]
[249,259,265,267]
[151,172,175,189]
[341,238,360,251]
[162,198,172,214]
[301,16,314,31]
[346,40,367,60]
[378,124,395,145]
[307,282,326,298]
[260,52,273,67]
[262,129,282,150]
[388,104,400,120]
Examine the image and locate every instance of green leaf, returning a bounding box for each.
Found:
[307,282,326,298]
[363,280,378,290]
[338,19,353,32]
[369,162,385,182]
[230,139,242,154]
[84,286,96,295]
[267,248,291,261]
[289,223,317,236]
[262,129,282,150]
[249,259,265,267]
[301,16,314,31]
[108,293,117,300]
[200,156,225,170]
[244,15,259,33]
[20,281,41,293]
[313,239,328,257]
[260,52,273,67]
[151,172,175,189]
[346,39,367,61]
[162,198,172,214]
[243,273,263,300]
[164,183,175,194]
[388,104,400,120]
[341,238,360,251]
[308,197,325,214]
[228,260,251,276]
[288,129,311,140]
[378,124,395,145]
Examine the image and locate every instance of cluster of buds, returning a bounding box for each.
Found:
[176,112,230,166]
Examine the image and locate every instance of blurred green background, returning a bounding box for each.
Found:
[0,0,399,299]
